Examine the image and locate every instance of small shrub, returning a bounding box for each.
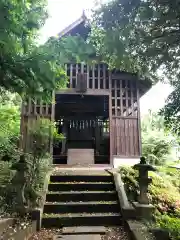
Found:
[119,166,139,201]
[120,166,180,217]
[119,166,180,240]
[155,215,180,240]
[0,162,16,214]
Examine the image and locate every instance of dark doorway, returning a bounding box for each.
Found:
[54,94,110,164]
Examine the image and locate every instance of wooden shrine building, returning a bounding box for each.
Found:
[20,14,151,167]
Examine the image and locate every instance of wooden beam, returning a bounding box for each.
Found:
[56,89,110,96]
[137,82,142,156]
[109,71,113,165]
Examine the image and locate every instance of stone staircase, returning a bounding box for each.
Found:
[42,171,122,228]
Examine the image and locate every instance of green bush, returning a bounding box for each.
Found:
[0,162,15,186]
[119,166,139,201]
[142,131,173,165]
[157,166,180,191]
[119,166,180,239]
[0,162,16,214]
[0,105,20,161]
[119,166,180,217]
[155,215,180,240]
[141,111,177,166]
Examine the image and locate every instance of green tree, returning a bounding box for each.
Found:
[0,0,53,95]
[0,95,20,160]
[0,0,98,98]
[141,111,177,165]
[160,86,180,136]
[90,0,180,81]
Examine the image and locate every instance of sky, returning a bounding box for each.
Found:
[40,0,173,115]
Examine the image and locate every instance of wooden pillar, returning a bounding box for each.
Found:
[109,71,113,165]
[61,118,68,155]
[95,118,100,155]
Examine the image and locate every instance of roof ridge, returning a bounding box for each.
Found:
[58,11,87,38]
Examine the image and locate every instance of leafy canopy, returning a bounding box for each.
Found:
[0,0,51,95]
[0,0,95,98]
[0,94,21,160]
[90,0,180,81]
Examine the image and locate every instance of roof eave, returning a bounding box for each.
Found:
[58,13,87,38]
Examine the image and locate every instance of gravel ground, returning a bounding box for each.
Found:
[29,227,129,240]
[101,227,129,240]
[29,228,62,240]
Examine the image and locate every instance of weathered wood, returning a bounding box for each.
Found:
[111,118,140,157]
[137,83,142,156]
[108,71,113,164]
[20,96,53,152]
[76,73,87,93]
[20,63,142,160]
[56,89,109,95]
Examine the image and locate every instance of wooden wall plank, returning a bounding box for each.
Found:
[137,84,141,155]
[70,64,73,88]
[98,64,100,89]
[92,64,95,89]
[87,65,89,88]
[131,80,134,116]
[103,65,106,89]
[109,71,113,164]
[112,117,140,157]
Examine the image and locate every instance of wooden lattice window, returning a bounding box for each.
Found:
[111,78,137,117]
[22,97,52,117]
[65,63,109,89]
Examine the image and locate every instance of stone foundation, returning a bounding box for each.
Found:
[67,149,94,165]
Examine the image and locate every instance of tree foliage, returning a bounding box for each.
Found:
[90,0,180,81]
[0,99,20,161]
[0,0,51,95]
[141,110,177,165]
[0,0,96,98]
[160,85,180,136]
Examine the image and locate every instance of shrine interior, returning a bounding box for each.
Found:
[53,94,110,164]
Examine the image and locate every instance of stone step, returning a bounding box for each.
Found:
[43,201,120,214]
[53,156,67,165]
[54,235,101,240]
[42,213,122,228]
[48,182,114,192]
[50,174,113,183]
[62,226,106,235]
[52,169,112,175]
[46,191,118,202]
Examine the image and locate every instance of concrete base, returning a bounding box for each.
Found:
[32,208,43,231]
[67,149,94,165]
[127,220,153,240]
[113,157,140,168]
[132,202,155,220]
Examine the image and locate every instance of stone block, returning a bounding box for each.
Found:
[62,226,106,235]
[54,234,101,240]
[132,202,155,220]
[67,149,94,165]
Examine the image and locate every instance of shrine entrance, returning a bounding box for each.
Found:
[54,94,110,164]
